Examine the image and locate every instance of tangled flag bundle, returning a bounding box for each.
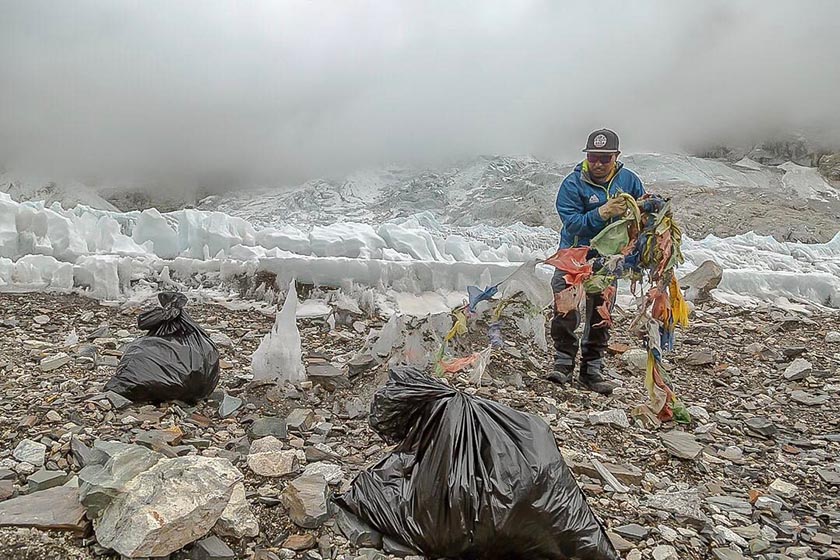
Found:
[547,194,691,422]
[434,193,690,423]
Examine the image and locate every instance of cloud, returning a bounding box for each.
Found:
[1,0,839,188]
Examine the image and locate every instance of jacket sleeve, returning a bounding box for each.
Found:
[555,177,606,239]
[629,171,646,198]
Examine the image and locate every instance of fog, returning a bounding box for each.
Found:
[2,0,839,189]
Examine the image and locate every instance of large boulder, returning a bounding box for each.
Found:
[78,442,244,558]
[679,260,723,301]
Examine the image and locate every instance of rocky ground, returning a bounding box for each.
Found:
[0,290,838,560]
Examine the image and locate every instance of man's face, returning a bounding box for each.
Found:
[587,152,618,179]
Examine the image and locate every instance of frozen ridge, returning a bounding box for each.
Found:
[0,191,838,309]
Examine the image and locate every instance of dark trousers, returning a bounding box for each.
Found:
[550,269,611,373]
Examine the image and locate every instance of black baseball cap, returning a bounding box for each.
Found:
[583,128,620,153]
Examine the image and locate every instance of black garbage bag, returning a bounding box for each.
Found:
[336,366,618,560]
[103,292,220,404]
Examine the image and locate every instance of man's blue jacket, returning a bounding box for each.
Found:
[555,161,645,248]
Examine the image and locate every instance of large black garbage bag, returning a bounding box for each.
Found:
[103,292,220,404]
[336,367,618,560]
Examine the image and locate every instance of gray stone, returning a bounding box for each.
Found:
[661,430,702,460]
[281,474,330,529]
[302,462,343,485]
[686,350,715,366]
[614,523,649,540]
[249,417,287,440]
[680,260,723,300]
[213,482,259,539]
[818,152,840,180]
[210,332,233,348]
[306,364,349,390]
[783,358,812,381]
[190,535,235,560]
[347,354,375,377]
[91,455,243,558]
[247,436,299,478]
[744,416,777,437]
[335,508,382,548]
[0,469,15,481]
[78,443,162,518]
[652,544,678,560]
[12,439,46,467]
[755,495,784,514]
[706,496,752,516]
[750,539,772,553]
[825,331,840,343]
[714,525,748,547]
[219,394,243,418]
[790,390,830,406]
[287,409,316,432]
[70,437,94,468]
[769,478,797,498]
[607,532,635,553]
[0,480,13,501]
[712,549,745,560]
[344,397,367,420]
[588,409,630,429]
[27,468,68,492]
[97,391,133,410]
[645,489,708,527]
[816,468,840,485]
[40,352,71,371]
[0,486,87,532]
[305,444,339,463]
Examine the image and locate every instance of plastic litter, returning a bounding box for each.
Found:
[337,366,619,560]
[251,280,306,384]
[103,292,220,404]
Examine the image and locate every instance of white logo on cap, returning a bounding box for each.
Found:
[593,134,608,148]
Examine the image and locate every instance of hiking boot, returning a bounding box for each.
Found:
[547,365,573,386]
[578,362,616,395]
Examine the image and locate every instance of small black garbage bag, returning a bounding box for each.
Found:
[336,366,619,560]
[103,292,220,404]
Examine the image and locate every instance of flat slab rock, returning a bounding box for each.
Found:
[0,486,88,532]
[660,430,703,460]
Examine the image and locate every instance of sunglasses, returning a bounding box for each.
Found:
[587,153,615,164]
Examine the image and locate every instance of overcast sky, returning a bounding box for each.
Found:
[2,0,839,188]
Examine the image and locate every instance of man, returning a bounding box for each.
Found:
[551,128,645,395]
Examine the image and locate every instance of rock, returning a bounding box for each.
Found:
[660,430,702,460]
[40,352,71,372]
[45,410,62,422]
[588,409,630,429]
[569,459,643,486]
[686,405,710,422]
[287,409,316,432]
[344,397,367,420]
[347,354,375,377]
[27,468,68,492]
[213,482,259,539]
[712,549,745,560]
[754,495,783,514]
[622,349,648,371]
[87,454,243,558]
[302,462,343,485]
[247,437,299,478]
[607,531,634,553]
[614,523,649,540]
[783,358,812,381]
[825,331,840,343]
[13,462,35,476]
[249,417,287,440]
[714,525,748,547]
[307,364,350,390]
[790,390,830,406]
[305,443,339,463]
[769,478,797,498]
[283,534,317,551]
[816,468,840,485]
[13,439,47,467]
[680,260,722,300]
[281,474,330,529]
[0,487,87,532]
[685,350,714,366]
[706,495,752,516]
[335,508,383,548]
[218,394,243,418]
[210,332,233,347]
[190,535,235,560]
[0,480,14,500]
[744,416,777,437]
[645,489,708,528]
[652,544,679,560]
[627,551,642,560]
[70,437,94,468]
[0,470,15,481]
[658,524,678,542]
[750,539,771,553]
[33,314,51,324]
[87,390,133,410]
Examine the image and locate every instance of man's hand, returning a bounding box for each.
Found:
[598,197,626,220]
